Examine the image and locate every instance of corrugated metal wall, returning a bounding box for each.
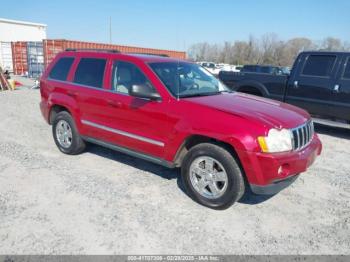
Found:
[0,42,13,72]
[27,41,44,78]
[11,41,28,75]
[43,39,187,68]
[11,39,187,76]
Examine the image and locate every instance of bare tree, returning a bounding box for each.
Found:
[260,33,279,64]
[188,42,210,61]
[187,34,347,67]
[321,37,343,51]
[343,41,350,51]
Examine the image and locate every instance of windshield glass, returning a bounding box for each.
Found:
[149,62,231,98]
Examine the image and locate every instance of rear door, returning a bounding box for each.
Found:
[331,54,350,121]
[68,55,112,139]
[285,53,339,117]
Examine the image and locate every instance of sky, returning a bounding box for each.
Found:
[1,0,349,51]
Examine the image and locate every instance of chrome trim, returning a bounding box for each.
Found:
[82,136,174,168]
[301,127,306,145]
[81,119,165,147]
[290,120,314,151]
[297,128,301,149]
[48,77,116,93]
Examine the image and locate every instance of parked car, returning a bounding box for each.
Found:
[197,61,221,75]
[221,64,242,73]
[219,51,350,125]
[40,50,322,209]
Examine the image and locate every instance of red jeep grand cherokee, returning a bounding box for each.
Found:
[40,49,322,209]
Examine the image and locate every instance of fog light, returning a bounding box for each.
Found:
[278,166,283,175]
[278,164,291,177]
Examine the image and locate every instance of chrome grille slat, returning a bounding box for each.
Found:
[301,126,305,146]
[291,120,313,151]
[297,129,301,149]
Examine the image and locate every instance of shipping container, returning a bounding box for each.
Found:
[0,42,13,72]
[43,39,186,68]
[10,39,187,77]
[27,41,44,78]
[11,41,28,75]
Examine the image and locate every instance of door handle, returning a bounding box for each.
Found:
[107,100,122,108]
[293,80,299,89]
[333,84,340,93]
[67,91,77,97]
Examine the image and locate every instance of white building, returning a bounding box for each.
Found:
[0,18,47,72]
[0,18,47,42]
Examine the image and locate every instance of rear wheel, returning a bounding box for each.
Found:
[52,111,86,155]
[181,143,245,209]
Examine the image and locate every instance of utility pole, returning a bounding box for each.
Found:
[109,16,112,44]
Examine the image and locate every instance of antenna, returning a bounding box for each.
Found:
[109,16,112,44]
[177,59,180,101]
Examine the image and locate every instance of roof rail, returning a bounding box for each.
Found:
[65,48,120,53]
[128,52,169,57]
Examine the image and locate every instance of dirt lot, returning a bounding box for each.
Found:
[0,89,349,255]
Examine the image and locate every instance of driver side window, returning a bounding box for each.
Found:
[111,61,156,95]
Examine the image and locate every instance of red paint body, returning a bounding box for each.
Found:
[40,51,322,187]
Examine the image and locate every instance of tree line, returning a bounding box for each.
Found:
[187,34,350,66]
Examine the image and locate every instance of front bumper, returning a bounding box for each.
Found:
[250,174,299,195]
[238,134,322,195]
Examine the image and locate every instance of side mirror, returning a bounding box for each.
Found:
[129,84,161,101]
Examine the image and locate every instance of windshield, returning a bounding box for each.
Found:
[149,62,231,98]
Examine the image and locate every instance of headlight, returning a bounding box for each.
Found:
[258,128,293,153]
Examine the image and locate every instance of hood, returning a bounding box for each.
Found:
[184,92,309,129]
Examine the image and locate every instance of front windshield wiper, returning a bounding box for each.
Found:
[179,90,231,98]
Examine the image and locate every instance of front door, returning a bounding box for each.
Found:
[90,60,170,159]
[331,55,350,121]
[285,54,339,117]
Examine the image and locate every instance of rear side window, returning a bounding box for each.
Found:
[243,65,256,72]
[343,58,350,79]
[260,67,272,74]
[73,58,106,88]
[49,57,74,81]
[302,55,336,77]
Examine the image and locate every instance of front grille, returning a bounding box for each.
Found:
[291,121,314,151]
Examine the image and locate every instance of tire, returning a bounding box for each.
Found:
[52,111,86,155]
[181,143,245,210]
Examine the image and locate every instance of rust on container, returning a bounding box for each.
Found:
[11,41,28,75]
[43,39,186,68]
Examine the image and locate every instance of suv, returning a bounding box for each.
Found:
[40,50,322,209]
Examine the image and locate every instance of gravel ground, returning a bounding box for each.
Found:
[0,90,349,255]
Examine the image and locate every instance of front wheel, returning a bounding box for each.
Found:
[181,143,245,210]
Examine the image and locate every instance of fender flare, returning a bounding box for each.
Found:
[48,93,82,131]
